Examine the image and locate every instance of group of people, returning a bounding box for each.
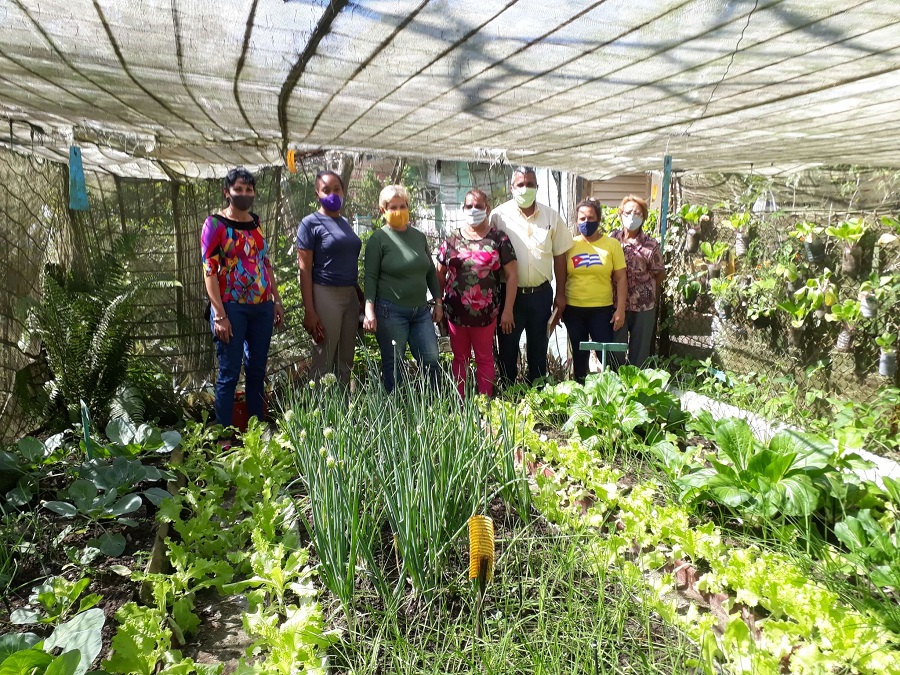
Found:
[201,166,665,429]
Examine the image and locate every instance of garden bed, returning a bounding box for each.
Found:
[4,366,900,675]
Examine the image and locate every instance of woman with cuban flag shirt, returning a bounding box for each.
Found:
[563,198,627,382]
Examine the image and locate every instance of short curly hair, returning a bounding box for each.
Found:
[224,167,255,190]
[378,184,410,210]
[576,198,602,221]
[619,194,649,219]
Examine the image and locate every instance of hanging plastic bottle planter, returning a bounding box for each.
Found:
[859,293,878,319]
[841,243,862,278]
[804,239,826,265]
[876,335,897,378]
[880,349,897,378]
[734,231,749,257]
[685,227,700,253]
[835,328,854,352]
[787,326,804,349]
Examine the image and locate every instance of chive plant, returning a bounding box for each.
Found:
[281,378,384,617]
[366,375,495,600]
[488,401,533,522]
[281,365,529,607]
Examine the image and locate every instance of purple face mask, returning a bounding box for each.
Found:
[319,193,342,212]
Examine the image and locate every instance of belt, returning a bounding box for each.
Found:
[517,281,550,295]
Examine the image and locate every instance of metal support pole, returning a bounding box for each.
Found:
[658,154,672,250]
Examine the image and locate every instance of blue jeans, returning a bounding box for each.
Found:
[564,304,617,382]
[210,301,274,428]
[374,299,439,392]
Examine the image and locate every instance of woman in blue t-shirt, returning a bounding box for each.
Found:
[296,170,363,386]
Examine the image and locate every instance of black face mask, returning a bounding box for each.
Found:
[228,194,255,212]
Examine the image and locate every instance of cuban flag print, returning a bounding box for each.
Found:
[572,252,602,268]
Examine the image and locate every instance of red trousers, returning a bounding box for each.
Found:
[448,319,497,397]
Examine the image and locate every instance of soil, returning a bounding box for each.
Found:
[180,590,252,674]
[1,505,158,652]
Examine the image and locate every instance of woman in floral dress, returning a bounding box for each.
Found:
[437,189,518,397]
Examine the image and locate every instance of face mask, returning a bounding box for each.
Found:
[513,186,537,209]
[319,193,342,212]
[623,214,644,232]
[384,208,410,228]
[463,207,487,226]
[228,194,255,212]
[578,220,599,237]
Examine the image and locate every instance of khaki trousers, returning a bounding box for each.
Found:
[309,284,359,386]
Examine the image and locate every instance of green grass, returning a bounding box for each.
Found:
[327,528,698,674]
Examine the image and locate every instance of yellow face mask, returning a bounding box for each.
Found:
[383,208,410,228]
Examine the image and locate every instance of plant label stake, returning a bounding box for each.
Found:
[80,399,93,460]
[468,515,495,639]
[68,146,89,211]
[580,341,628,371]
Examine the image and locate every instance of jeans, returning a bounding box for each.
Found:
[613,309,657,368]
[563,304,617,382]
[497,282,552,385]
[374,299,439,392]
[449,319,497,398]
[210,300,274,428]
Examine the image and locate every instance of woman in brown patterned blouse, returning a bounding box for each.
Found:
[610,195,665,368]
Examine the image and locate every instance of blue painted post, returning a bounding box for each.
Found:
[658,154,672,250]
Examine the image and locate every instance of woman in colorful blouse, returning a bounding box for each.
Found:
[296,170,363,387]
[437,189,518,397]
[201,167,284,432]
[363,185,442,392]
[610,195,665,368]
[564,198,627,382]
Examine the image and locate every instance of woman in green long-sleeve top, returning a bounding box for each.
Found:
[362,185,442,392]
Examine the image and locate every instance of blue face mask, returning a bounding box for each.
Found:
[578,220,599,237]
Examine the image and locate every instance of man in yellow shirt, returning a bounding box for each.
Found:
[490,167,574,385]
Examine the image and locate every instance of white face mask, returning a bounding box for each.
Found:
[622,214,644,231]
[463,207,487,226]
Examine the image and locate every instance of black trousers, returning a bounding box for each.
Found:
[564,304,616,382]
[497,282,553,385]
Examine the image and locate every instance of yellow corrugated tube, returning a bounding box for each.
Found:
[468,514,495,583]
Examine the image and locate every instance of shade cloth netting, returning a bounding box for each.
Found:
[2,0,899,179]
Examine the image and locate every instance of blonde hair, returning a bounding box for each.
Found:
[379,184,410,210]
[619,194,649,219]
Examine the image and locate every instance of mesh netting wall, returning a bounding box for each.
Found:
[659,169,900,408]
[0,149,513,439]
[0,152,67,440]
[0,147,319,439]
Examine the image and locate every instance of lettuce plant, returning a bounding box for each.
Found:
[675,415,834,524]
